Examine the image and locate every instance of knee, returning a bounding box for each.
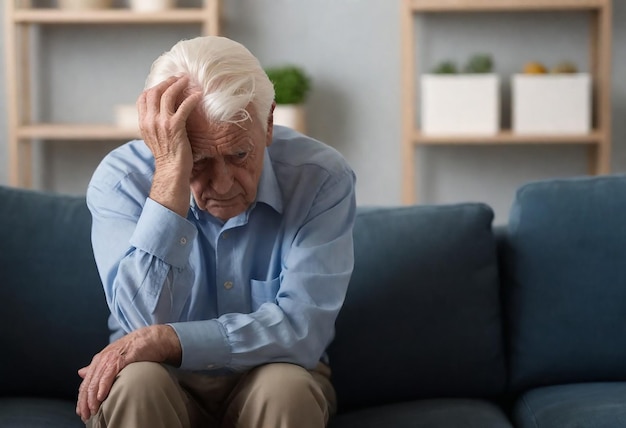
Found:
[94,362,189,428]
[245,363,328,414]
[111,362,173,396]
[103,362,179,410]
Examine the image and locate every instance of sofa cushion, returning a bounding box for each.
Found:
[327,203,505,411]
[513,382,626,428]
[503,175,626,392]
[330,398,513,428]
[0,186,110,400]
[0,398,83,428]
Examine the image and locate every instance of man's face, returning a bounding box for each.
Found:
[187,105,272,221]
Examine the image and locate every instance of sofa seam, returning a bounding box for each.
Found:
[519,395,540,428]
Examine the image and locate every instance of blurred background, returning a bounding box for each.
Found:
[1,0,625,223]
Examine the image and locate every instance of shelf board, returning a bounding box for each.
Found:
[17,124,141,140]
[408,0,609,12]
[12,8,209,24]
[413,130,603,145]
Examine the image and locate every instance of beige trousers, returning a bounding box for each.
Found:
[87,361,336,428]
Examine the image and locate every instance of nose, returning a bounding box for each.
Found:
[209,157,234,194]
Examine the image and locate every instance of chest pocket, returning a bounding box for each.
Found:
[250,277,280,312]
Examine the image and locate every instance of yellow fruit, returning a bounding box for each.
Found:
[523,62,548,74]
[551,61,578,74]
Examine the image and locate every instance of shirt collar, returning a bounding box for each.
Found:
[188,148,283,220]
[255,148,283,214]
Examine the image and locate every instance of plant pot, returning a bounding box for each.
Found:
[273,104,307,134]
[512,73,591,134]
[421,74,500,135]
[58,0,112,9]
[128,0,175,12]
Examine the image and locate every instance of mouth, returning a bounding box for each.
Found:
[203,196,242,207]
[208,197,236,203]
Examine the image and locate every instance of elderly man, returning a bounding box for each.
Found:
[76,36,356,428]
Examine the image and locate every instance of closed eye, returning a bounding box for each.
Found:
[192,158,209,173]
[231,151,249,164]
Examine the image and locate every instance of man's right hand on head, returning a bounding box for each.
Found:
[136,75,203,217]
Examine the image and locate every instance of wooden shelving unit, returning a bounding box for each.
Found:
[400,0,612,204]
[412,130,605,145]
[4,0,221,188]
[12,8,219,27]
[16,124,142,140]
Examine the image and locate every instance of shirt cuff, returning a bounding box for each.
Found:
[130,198,197,268]
[168,320,232,371]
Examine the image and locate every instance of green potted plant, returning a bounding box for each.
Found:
[265,65,311,134]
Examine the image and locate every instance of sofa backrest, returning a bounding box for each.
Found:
[0,186,110,400]
[501,174,626,393]
[328,203,506,412]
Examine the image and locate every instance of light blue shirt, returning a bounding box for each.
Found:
[87,126,356,372]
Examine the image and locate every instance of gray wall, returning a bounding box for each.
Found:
[1,1,625,224]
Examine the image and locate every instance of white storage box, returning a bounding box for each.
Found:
[421,74,500,135]
[512,73,591,134]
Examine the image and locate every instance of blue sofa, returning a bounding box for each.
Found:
[3,174,626,427]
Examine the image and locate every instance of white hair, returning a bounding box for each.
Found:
[145,36,275,130]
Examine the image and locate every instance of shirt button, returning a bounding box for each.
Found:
[223,281,233,290]
[222,232,228,239]
[179,237,187,245]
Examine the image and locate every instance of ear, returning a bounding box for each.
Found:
[265,101,276,147]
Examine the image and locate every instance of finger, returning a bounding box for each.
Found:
[77,378,91,422]
[76,380,83,417]
[77,356,99,420]
[97,359,124,402]
[77,376,86,419]
[148,75,179,93]
[78,366,88,379]
[84,352,113,417]
[145,75,180,116]
[160,75,190,116]
[136,91,147,124]
[136,92,153,142]
[175,90,203,122]
[87,357,111,416]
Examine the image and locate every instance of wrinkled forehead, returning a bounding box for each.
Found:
[191,135,255,162]
[188,114,260,161]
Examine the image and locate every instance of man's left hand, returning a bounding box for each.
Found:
[76,324,182,423]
